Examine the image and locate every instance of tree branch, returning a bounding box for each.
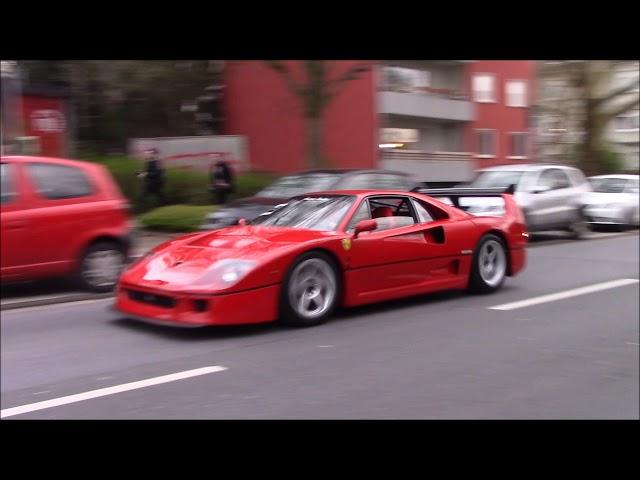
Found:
[324,62,370,103]
[602,93,640,120]
[593,76,640,108]
[266,61,305,98]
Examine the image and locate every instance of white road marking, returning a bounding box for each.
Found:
[1,365,227,419]
[489,278,639,311]
[626,342,639,346]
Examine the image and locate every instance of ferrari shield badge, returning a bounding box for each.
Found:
[342,238,352,251]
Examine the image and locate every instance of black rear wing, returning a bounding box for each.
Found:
[412,185,515,211]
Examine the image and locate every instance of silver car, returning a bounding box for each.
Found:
[470,164,592,237]
[583,174,640,230]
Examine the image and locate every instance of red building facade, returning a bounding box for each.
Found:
[222,60,535,180]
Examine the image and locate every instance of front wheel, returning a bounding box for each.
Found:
[468,234,508,294]
[76,241,125,293]
[280,252,340,327]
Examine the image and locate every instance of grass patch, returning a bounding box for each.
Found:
[138,205,217,232]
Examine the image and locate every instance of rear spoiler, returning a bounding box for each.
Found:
[412,185,516,212]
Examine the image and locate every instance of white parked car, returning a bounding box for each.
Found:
[583,174,640,230]
[469,164,592,237]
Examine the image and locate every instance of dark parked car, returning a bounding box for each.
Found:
[201,169,416,229]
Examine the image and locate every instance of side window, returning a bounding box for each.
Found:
[368,196,416,232]
[346,200,372,232]
[0,163,16,204]
[537,169,555,189]
[411,199,434,223]
[26,163,93,200]
[553,169,571,189]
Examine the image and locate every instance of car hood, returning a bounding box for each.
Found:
[120,226,337,292]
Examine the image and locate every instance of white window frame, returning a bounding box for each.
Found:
[507,132,529,159]
[614,111,639,132]
[476,129,497,158]
[505,79,528,107]
[473,73,496,103]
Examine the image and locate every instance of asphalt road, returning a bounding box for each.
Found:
[1,233,638,419]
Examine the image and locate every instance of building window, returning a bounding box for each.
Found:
[473,74,496,103]
[476,129,496,157]
[506,80,527,107]
[615,112,639,131]
[382,67,430,93]
[508,133,528,158]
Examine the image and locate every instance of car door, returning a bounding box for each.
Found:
[18,162,97,276]
[527,168,571,230]
[344,195,471,304]
[0,161,31,279]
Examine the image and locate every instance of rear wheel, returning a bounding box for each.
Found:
[280,252,340,327]
[468,234,508,294]
[76,241,125,293]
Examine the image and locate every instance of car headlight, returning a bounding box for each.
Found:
[192,259,257,288]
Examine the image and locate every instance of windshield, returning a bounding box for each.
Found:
[255,173,342,199]
[471,170,525,189]
[589,177,629,193]
[251,196,355,231]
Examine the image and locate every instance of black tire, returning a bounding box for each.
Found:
[76,241,125,293]
[279,251,341,327]
[468,234,508,294]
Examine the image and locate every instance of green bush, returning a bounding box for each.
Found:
[83,155,278,213]
[597,146,625,174]
[138,205,217,232]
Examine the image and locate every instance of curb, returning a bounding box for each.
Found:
[1,292,114,311]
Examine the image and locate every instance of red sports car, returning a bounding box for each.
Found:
[114,189,528,327]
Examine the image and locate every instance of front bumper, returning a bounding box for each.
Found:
[113,282,280,326]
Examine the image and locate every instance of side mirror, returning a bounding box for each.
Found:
[531,185,551,194]
[353,219,377,238]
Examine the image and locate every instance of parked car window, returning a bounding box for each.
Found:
[338,174,379,189]
[551,169,571,189]
[26,163,93,200]
[626,178,640,193]
[371,174,410,189]
[0,163,16,204]
[539,169,570,190]
[590,177,629,193]
[255,173,341,199]
[568,168,587,186]
[470,170,525,190]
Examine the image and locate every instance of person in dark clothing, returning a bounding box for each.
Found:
[209,157,234,205]
[138,148,166,205]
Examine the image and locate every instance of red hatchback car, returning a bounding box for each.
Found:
[1,156,135,292]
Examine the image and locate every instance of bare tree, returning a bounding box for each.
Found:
[539,61,639,174]
[266,61,370,169]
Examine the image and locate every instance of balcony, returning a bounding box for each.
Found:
[380,150,475,183]
[378,88,474,122]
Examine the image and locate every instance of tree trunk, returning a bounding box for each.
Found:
[307,115,324,169]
